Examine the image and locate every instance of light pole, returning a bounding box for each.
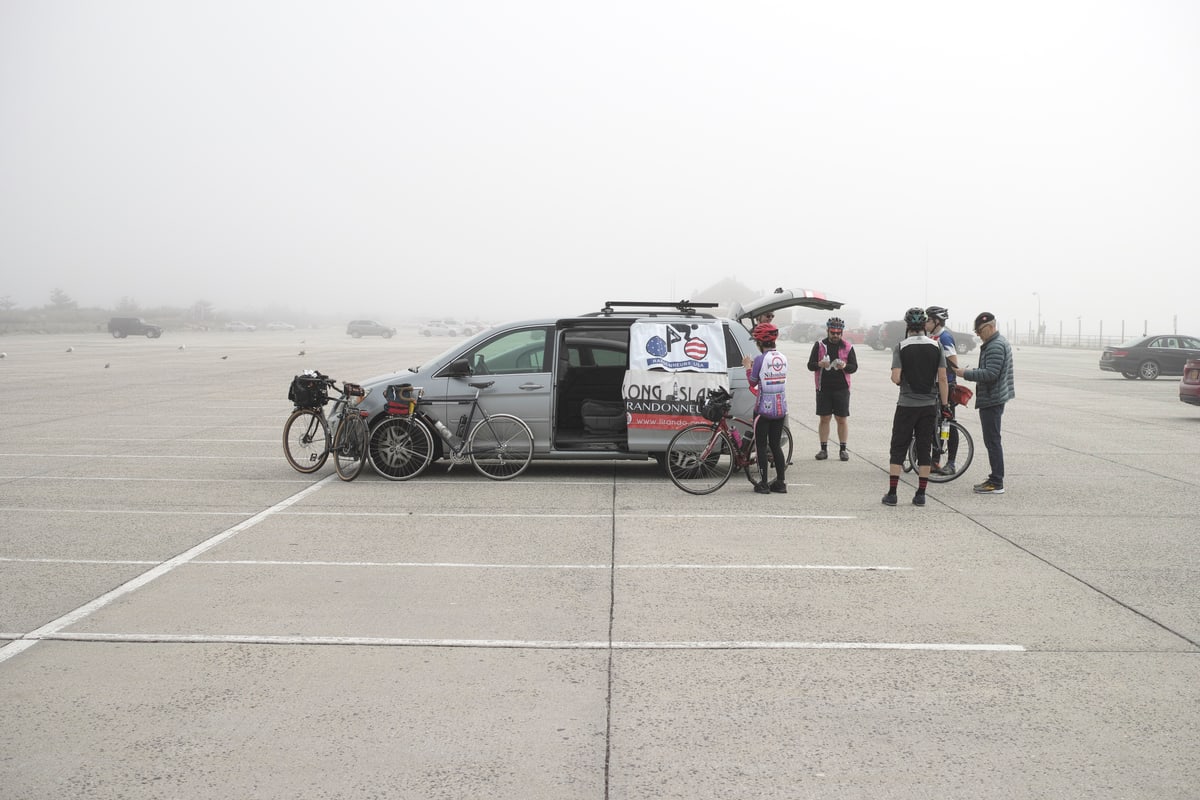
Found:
[1032,292,1041,344]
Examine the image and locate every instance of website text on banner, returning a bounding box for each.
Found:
[625,321,728,431]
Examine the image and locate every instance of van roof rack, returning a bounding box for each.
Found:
[596,300,719,317]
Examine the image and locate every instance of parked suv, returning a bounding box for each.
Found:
[866,320,975,353]
[354,290,843,467]
[347,319,396,338]
[108,317,163,338]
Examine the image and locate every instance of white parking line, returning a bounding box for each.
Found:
[0,508,856,520]
[0,557,911,571]
[17,438,277,443]
[621,513,855,520]
[279,511,856,520]
[0,508,254,516]
[0,454,278,460]
[4,476,315,483]
[0,476,336,665]
[36,632,1025,651]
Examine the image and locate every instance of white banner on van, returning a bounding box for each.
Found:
[622,369,729,431]
[629,321,726,373]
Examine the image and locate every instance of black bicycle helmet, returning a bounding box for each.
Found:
[826,316,845,331]
[904,307,928,328]
[925,305,949,324]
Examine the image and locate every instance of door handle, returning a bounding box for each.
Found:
[519,383,544,391]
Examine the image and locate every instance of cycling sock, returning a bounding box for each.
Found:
[917,477,928,494]
[887,475,898,495]
[839,442,847,450]
[820,442,828,451]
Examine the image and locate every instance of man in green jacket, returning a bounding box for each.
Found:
[954,312,1015,494]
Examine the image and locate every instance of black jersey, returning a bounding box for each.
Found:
[891,334,946,407]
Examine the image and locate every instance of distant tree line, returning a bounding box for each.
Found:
[0,289,334,333]
[0,289,216,324]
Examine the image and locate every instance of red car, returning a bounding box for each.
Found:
[1181,359,1200,406]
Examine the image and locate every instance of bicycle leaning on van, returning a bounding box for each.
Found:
[368,380,534,481]
[664,387,793,495]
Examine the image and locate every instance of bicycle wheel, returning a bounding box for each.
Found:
[283,408,329,473]
[667,423,734,494]
[901,438,917,474]
[907,420,974,483]
[332,412,369,482]
[743,424,793,486]
[468,413,533,480]
[368,417,433,481]
[926,420,974,483]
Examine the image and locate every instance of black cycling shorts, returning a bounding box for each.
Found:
[889,404,937,466]
[815,389,850,418]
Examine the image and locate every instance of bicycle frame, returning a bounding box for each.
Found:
[697,416,749,469]
[380,379,532,480]
[702,415,790,470]
[324,385,363,442]
[419,388,487,463]
[412,382,525,468]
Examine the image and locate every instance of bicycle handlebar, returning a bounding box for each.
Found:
[311,373,364,399]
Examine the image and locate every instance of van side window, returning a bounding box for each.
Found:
[724,324,747,364]
[562,329,629,367]
[468,327,551,374]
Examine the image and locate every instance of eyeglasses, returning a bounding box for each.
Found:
[761,314,774,320]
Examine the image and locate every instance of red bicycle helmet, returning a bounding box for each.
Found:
[751,322,779,345]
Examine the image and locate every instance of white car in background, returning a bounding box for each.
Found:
[418,320,460,336]
[224,321,257,332]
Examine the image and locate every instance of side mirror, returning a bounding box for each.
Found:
[446,357,472,377]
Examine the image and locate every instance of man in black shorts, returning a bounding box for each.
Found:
[883,307,949,507]
[807,316,858,461]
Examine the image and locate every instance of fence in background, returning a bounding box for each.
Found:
[1007,319,1191,351]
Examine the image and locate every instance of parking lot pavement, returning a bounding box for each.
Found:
[2,330,1198,798]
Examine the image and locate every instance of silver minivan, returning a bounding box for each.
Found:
[355,291,842,464]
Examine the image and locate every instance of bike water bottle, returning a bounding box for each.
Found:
[433,418,455,443]
[940,421,950,444]
[729,428,742,449]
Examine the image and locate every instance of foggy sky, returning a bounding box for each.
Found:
[2,1,1198,335]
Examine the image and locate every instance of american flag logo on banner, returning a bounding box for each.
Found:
[684,338,708,360]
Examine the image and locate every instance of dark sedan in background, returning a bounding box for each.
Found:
[1099,334,1200,380]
